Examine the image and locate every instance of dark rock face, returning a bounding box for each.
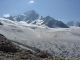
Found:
[42,16,69,28]
[13,10,40,23]
[0,34,18,53]
[0,22,3,25]
[25,10,39,23]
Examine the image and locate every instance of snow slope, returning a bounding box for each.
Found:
[0,18,80,58]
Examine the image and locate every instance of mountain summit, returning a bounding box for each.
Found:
[67,21,80,26]
[4,10,69,28]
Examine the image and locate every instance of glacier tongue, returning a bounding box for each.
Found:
[0,18,80,58]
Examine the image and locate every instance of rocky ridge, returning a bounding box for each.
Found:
[0,34,53,60]
[4,10,69,28]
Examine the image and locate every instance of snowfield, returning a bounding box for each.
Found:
[0,18,80,58]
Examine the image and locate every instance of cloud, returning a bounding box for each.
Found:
[58,19,61,21]
[3,14,10,18]
[28,0,34,4]
[58,19,63,22]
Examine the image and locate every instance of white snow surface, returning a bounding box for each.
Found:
[0,18,80,58]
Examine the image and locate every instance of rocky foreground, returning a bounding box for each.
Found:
[0,34,79,60]
[0,34,53,60]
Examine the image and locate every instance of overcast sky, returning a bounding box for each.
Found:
[0,0,80,23]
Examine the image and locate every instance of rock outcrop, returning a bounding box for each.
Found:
[0,34,52,60]
[0,22,3,25]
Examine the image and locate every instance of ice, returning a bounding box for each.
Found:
[0,18,80,58]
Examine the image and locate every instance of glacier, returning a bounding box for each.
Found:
[0,18,80,58]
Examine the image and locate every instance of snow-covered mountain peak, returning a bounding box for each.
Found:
[67,21,80,27]
[3,10,69,28]
[0,18,47,29]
